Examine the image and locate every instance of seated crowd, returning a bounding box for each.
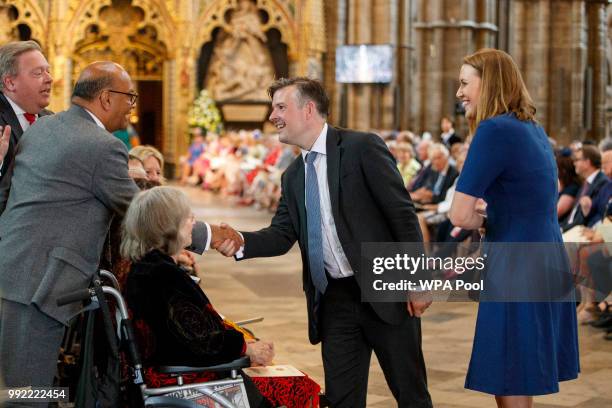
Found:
[179,127,300,212]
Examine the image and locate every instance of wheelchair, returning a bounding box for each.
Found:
[57,270,256,408]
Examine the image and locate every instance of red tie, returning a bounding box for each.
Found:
[23,113,36,125]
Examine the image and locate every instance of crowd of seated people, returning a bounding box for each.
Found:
[554,142,612,338]
[179,129,299,211]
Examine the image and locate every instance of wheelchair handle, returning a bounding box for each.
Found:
[57,288,95,307]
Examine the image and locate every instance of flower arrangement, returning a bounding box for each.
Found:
[187,89,223,135]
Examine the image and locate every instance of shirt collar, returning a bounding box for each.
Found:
[83,108,106,130]
[5,95,29,117]
[301,123,328,161]
[441,129,455,140]
[586,169,600,184]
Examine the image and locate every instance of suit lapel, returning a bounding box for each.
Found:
[326,126,342,225]
[0,92,24,147]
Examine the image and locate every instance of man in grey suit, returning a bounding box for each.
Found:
[0,61,242,391]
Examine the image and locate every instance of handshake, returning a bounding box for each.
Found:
[210,223,243,257]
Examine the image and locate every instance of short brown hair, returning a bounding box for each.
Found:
[463,48,537,135]
[579,145,602,169]
[268,77,329,117]
[0,40,43,91]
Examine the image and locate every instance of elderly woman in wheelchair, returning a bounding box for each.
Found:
[121,186,278,408]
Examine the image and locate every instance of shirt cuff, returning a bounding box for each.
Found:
[204,222,212,252]
[235,231,245,259]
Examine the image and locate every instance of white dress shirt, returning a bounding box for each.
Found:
[300,123,353,278]
[1,97,38,176]
[83,108,106,130]
[236,124,353,278]
[5,95,37,133]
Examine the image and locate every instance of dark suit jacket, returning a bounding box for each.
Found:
[562,170,609,231]
[409,164,435,191]
[586,179,612,227]
[441,132,462,148]
[431,166,459,204]
[239,126,422,344]
[409,164,458,204]
[0,92,52,181]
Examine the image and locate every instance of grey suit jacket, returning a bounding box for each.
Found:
[0,105,139,324]
[0,105,211,324]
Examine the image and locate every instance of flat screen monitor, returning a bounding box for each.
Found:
[335,44,394,84]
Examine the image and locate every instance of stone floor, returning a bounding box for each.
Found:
[181,186,612,408]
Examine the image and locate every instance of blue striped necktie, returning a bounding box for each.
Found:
[305,152,328,294]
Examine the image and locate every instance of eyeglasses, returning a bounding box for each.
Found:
[108,90,139,105]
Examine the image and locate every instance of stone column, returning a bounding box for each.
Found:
[167,0,198,176]
[346,0,372,131]
[47,0,71,112]
[512,0,551,134]
[586,1,607,140]
[324,0,341,123]
[414,0,444,134]
[371,0,397,129]
[398,0,415,131]
[414,0,495,137]
[549,0,587,144]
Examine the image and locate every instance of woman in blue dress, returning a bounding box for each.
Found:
[449,48,580,408]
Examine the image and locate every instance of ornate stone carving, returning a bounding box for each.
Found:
[195,0,298,59]
[205,0,274,101]
[71,1,168,80]
[0,0,47,47]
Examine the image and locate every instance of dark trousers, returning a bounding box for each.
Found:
[0,298,65,390]
[319,276,432,408]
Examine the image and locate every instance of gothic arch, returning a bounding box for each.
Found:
[0,0,47,48]
[64,0,176,57]
[194,0,298,59]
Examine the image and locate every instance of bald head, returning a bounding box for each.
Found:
[71,61,136,132]
[72,62,127,101]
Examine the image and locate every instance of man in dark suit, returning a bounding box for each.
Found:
[562,145,609,231]
[217,78,432,407]
[410,143,459,205]
[0,40,53,182]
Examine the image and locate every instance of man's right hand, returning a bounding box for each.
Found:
[210,223,243,256]
[0,125,10,163]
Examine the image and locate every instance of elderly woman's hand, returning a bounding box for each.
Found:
[176,250,196,269]
[245,340,275,366]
